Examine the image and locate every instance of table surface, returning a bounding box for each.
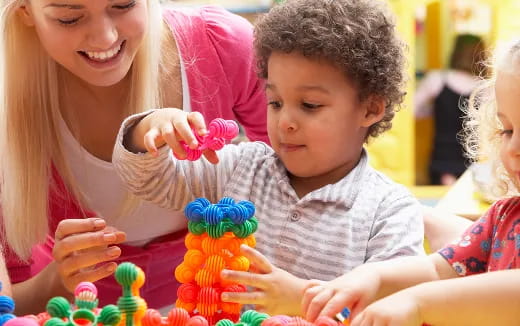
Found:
[435,170,491,221]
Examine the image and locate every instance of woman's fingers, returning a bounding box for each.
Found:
[54,218,105,241]
[64,262,118,291]
[57,246,122,277]
[53,230,124,262]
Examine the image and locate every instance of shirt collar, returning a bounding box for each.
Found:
[266,149,369,208]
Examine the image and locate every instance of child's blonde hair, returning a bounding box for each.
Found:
[464,39,520,197]
[0,0,164,259]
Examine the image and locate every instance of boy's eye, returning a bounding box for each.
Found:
[268,101,282,109]
[500,129,513,137]
[302,102,322,110]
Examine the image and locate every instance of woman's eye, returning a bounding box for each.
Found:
[114,1,136,9]
[500,129,513,137]
[58,17,81,25]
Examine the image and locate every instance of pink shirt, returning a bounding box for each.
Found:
[6,6,267,308]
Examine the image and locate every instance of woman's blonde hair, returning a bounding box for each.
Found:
[463,39,520,198]
[0,0,165,259]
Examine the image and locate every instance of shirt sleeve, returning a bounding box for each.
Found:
[437,203,497,276]
[365,188,426,263]
[112,111,267,210]
[201,6,268,143]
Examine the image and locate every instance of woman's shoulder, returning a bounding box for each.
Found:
[162,5,253,46]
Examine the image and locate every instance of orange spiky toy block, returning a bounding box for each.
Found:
[174,197,258,325]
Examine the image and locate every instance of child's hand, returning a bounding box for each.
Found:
[126,108,219,164]
[302,266,381,322]
[350,290,423,326]
[52,218,126,292]
[220,245,310,316]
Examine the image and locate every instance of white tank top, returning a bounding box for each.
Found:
[59,60,192,247]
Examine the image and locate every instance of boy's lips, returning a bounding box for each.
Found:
[280,143,305,152]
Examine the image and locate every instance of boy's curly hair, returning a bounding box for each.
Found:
[254,0,407,139]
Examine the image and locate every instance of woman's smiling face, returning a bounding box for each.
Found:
[18,0,148,86]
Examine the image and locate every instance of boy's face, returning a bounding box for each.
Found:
[497,71,520,189]
[266,51,375,190]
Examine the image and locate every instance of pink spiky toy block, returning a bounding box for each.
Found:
[174,118,239,161]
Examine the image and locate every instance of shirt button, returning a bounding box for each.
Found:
[290,212,300,221]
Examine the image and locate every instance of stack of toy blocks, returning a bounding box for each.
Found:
[174,197,258,325]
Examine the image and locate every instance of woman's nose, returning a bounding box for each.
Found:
[87,16,119,50]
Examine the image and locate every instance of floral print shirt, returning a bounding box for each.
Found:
[438,197,520,276]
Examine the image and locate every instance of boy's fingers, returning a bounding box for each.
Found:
[221,269,267,289]
[203,150,219,164]
[221,290,266,305]
[188,112,208,136]
[144,128,161,153]
[160,123,186,157]
[173,118,198,149]
[240,244,272,274]
[55,218,105,241]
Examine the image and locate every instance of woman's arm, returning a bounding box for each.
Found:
[12,261,70,314]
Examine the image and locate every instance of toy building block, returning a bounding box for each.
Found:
[23,282,123,326]
[334,308,350,326]
[215,310,268,326]
[174,118,239,161]
[115,263,147,326]
[0,282,16,326]
[262,315,342,326]
[174,197,258,324]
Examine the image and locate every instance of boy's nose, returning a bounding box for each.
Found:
[278,109,297,132]
[87,17,119,50]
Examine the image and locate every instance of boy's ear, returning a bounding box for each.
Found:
[17,4,35,27]
[360,96,386,127]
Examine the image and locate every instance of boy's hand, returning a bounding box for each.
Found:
[302,266,381,322]
[350,290,423,326]
[52,218,126,293]
[124,108,218,164]
[220,245,310,316]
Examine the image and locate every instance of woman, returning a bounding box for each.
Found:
[0,0,267,313]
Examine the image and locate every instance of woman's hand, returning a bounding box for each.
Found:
[52,218,126,293]
[301,265,382,322]
[220,245,312,316]
[125,109,218,164]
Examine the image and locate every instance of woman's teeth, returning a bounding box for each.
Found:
[85,43,122,61]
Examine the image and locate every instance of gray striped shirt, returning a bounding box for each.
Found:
[113,113,425,281]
